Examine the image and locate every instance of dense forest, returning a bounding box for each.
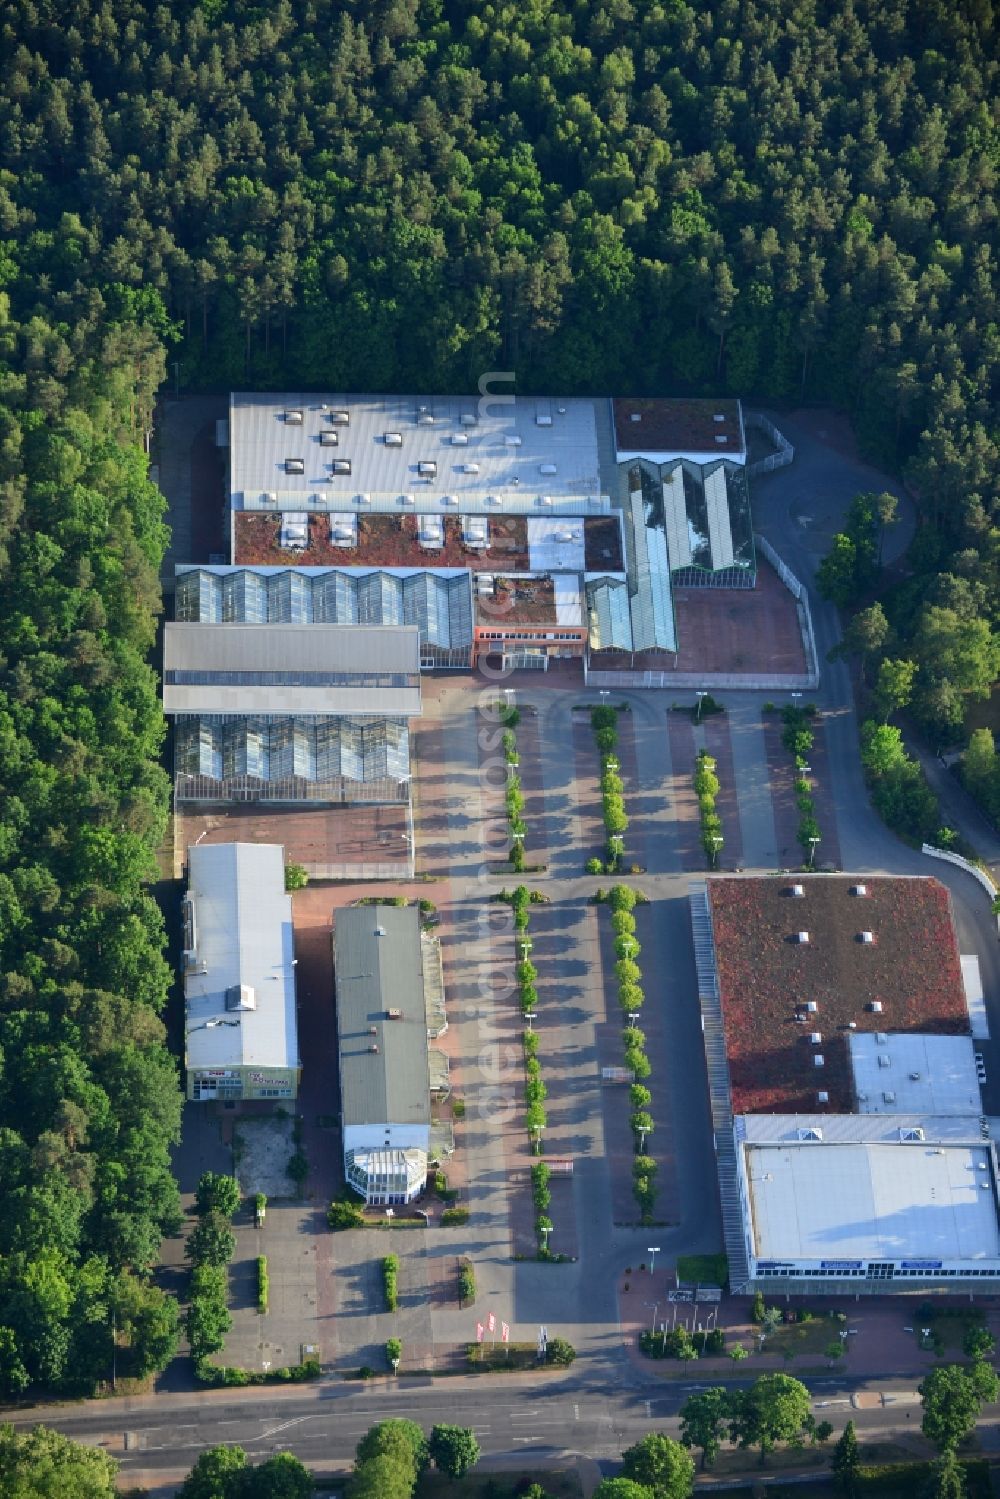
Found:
[0,0,998,1394]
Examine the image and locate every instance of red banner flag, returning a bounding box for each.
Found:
[501,1321,510,1343]
[476,1321,484,1343]
[487,1311,497,1334]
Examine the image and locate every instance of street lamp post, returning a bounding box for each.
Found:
[626,1011,640,1030]
[524,1012,537,1033]
[696,690,706,721]
[808,835,820,869]
[710,833,723,869]
[647,1246,660,1275]
[646,1301,658,1333]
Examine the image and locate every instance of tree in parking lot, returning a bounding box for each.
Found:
[919,1363,999,1452]
[195,1172,241,1219]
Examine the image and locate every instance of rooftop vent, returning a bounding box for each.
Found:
[319,429,339,446]
[369,1044,380,1053]
[504,435,523,447]
[878,1054,891,1069]
[386,1008,403,1020]
[883,1091,896,1104]
[225,983,257,1012]
[798,1126,823,1140]
[714,435,729,444]
[810,1032,822,1045]
[814,1054,825,1067]
[375,925,387,937]
[536,414,553,426]
[805,1001,818,1013]
[875,1030,888,1043]
[714,413,726,423]
[451,433,469,446]
[540,463,558,475]
[786,884,805,897]
[460,413,477,426]
[331,459,352,475]
[417,461,437,477]
[817,1090,829,1104]
[630,412,642,423]
[285,409,303,424]
[909,1072,922,1081]
[285,458,305,475]
[329,410,350,425]
[859,930,875,944]
[462,463,481,475]
[794,931,810,944]
[384,432,403,446]
[850,884,868,896]
[869,1000,883,1013]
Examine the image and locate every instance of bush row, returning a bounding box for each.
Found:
[458,1261,476,1305]
[198,1359,321,1387]
[383,1254,399,1312]
[588,705,628,874]
[187,1172,238,1370]
[694,749,724,867]
[502,885,556,1254]
[639,1326,725,1360]
[780,705,822,862]
[605,886,656,1222]
[257,1256,268,1315]
[499,704,527,872]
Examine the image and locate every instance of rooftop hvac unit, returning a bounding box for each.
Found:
[848,1021,858,1029]
[285,458,305,474]
[536,414,553,426]
[315,491,327,503]
[357,493,370,504]
[460,413,477,425]
[369,1044,380,1053]
[981,1182,991,1190]
[798,1127,823,1141]
[368,1025,377,1035]
[902,1126,923,1141]
[417,413,434,425]
[857,1092,868,1102]
[870,1000,884,1013]
[285,409,303,424]
[850,884,868,896]
[375,925,387,936]
[810,1032,822,1044]
[878,1054,891,1069]
[262,491,277,504]
[329,410,350,424]
[795,931,810,944]
[859,930,875,944]
[540,463,558,475]
[814,1054,825,1067]
[714,413,726,423]
[386,1008,403,1020]
[630,412,642,423]
[452,433,469,445]
[786,884,805,897]
[225,983,257,1012]
[417,461,437,476]
[883,1091,896,1104]
[401,493,414,505]
[331,460,352,475]
[909,1072,921,1081]
[875,1030,888,1043]
[805,1001,818,1013]
[443,494,458,505]
[319,430,339,446]
[540,496,553,505]
[817,1090,829,1104]
[461,463,480,474]
[385,432,403,446]
[557,405,567,414]
[320,403,328,411]
[504,434,523,446]
[715,435,728,444]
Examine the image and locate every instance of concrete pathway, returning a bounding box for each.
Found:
[727,699,779,867]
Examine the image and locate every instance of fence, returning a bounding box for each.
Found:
[922,844,1000,935]
[586,667,819,691]
[745,411,795,477]
[754,533,821,689]
[174,773,410,804]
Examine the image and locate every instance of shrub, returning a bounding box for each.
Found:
[383,1254,399,1311]
[441,1207,470,1226]
[523,1029,539,1057]
[452,1098,466,1119]
[257,1256,268,1314]
[286,1150,308,1186]
[284,862,309,891]
[585,856,605,874]
[546,1337,576,1366]
[385,1337,402,1369]
[328,1193,365,1231]
[458,1262,476,1304]
[195,1172,241,1220]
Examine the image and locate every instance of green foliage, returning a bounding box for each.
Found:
[283,863,309,892]
[186,1212,237,1269]
[860,718,942,842]
[428,1423,482,1479]
[680,1387,731,1470]
[546,1336,576,1366]
[0,1423,120,1498]
[832,1420,861,1499]
[621,1432,696,1499]
[256,1257,268,1315]
[591,1481,655,1499]
[385,1336,402,1369]
[195,1173,241,1220]
[919,1363,1000,1453]
[178,1444,249,1499]
[441,1207,470,1226]
[458,1261,476,1305]
[187,1263,231,1364]
[728,1372,814,1464]
[382,1254,399,1312]
[327,1193,365,1231]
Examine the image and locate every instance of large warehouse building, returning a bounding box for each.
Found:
[691,874,1000,1293]
[333,904,437,1205]
[182,842,300,1102]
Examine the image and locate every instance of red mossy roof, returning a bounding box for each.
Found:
[613,397,744,456]
[708,876,969,1114]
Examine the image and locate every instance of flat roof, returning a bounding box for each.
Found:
[230,392,602,501]
[163,622,422,717]
[232,510,623,572]
[184,843,298,1072]
[850,1034,981,1116]
[708,876,969,1114]
[473,572,584,628]
[746,1138,1000,1263]
[334,905,430,1129]
[613,397,745,461]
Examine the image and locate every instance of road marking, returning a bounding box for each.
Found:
[645,1400,652,1419]
[251,1417,310,1442]
[574,1404,580,1421]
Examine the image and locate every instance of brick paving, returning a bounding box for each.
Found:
[672,560,807,675]
[572,713,607,869]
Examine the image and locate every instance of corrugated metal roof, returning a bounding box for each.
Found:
[163,622,422,717]
[335,905,431,1129]
[660,465,691,568]
[740,1113,990,1144]
[704,463,735,568]
[184,843,298,1072]
[230,392,602,502]
[586,576,633,651]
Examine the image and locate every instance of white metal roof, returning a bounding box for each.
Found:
[627,490,677,651]
[527,516,585,572]
[660,465,691,568]
[586,576,633,652]
[850,1033,982,1116]
[704,463,736,568]
[230,392,602,502]
[962,955,989,1039]
[746,1137,1000,1262]
[184,843,298,1073]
